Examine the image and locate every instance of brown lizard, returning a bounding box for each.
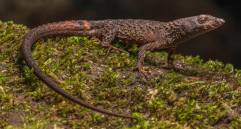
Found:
[21,14,225,119]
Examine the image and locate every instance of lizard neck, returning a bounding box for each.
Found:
[164,18,202,45]
[164,21,188,45]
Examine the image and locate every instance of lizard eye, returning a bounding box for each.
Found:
[198,16,209,24]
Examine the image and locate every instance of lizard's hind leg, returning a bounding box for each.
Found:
[137,42,163,78]
[167,47,176,69]
[100,30,127,54]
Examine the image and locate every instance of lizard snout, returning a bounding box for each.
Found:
[207,17,225,29]
[217,18,225,25]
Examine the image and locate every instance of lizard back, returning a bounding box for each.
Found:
[90,19,166,44]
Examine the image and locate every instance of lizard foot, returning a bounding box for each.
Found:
[133,67,148,80]
[162,62,186,71]
[138,71,148,80]
[162,64,175,70]
[106,45,128,55]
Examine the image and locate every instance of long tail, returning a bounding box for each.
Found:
[21,20,133,119]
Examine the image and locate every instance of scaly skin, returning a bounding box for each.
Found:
[21,14,225,119]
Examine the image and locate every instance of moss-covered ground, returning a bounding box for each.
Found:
[0,21,241,129]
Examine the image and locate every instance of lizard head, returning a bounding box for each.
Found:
[168,14,225,43]
[184,14,225,34]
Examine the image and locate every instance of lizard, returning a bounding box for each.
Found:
[21,14,225,119]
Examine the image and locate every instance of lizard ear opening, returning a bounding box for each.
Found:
[197,15,210,24]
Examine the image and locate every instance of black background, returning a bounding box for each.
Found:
[1,0,241,68]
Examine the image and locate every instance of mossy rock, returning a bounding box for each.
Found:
[0,21,240,129]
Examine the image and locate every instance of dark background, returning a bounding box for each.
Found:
[1,0,241,67]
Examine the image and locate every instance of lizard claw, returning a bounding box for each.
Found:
[138,70,148,80]
[133,66,148,80]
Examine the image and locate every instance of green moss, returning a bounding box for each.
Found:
[0,21,241,128]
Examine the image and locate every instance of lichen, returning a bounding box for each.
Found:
[0,21,240,129]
